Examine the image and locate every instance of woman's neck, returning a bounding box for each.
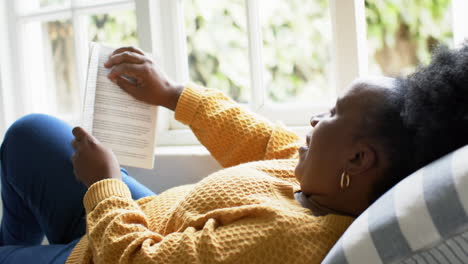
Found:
[294,191,359,217]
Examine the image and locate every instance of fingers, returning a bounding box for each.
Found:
[72,127,97,144]
[71,139,80,150]
[111,46,144,57]
[105,46,145,69]
[70,152,78,165]
[72,127,86,141]
[115,77,144,101]
[104,51,147,68]
[107,63,144,82]
[70,153,80,179]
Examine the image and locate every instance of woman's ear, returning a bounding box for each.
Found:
[346,142,377,175]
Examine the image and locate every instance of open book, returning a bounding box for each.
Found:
[82,43,158,169]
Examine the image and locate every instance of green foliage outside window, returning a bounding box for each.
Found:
[89,10,138,47]
[185,0,453,103]
[45,10,138,115]
[45,1,454,115]
[260,0,330,104]
[185,0,331,104]
[366,0,453,76]
[39,0,66,7]
[185,0,251,103]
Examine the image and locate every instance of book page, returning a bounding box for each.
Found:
[82,43,157,169]
[82,43,99,133]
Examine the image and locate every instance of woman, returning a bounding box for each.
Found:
[0,44,467,263]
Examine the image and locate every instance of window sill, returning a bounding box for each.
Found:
[125,145,221,194]
[156,126,310,147]
[154,145,210,156]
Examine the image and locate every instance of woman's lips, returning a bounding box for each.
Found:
[298,146,308,156]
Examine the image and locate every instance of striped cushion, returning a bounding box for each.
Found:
[322,144,468,264]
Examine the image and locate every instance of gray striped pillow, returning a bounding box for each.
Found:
[322,144,468,264]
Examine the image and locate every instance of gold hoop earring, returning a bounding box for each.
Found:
[340,172,350,190]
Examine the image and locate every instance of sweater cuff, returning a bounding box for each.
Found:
[174,83,204,125]
[83,179,132,213]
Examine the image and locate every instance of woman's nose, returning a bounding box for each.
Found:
[310,113,326,127]
[311,118,319,127]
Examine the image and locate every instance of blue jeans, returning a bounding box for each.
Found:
[0,114,156,263]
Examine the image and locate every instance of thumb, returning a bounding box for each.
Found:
[72,127,97,144]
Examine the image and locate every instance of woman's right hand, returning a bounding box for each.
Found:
[105,46,184,111]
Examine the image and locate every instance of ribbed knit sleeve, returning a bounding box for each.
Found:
[175,83,301,167]
[83,179,132,212]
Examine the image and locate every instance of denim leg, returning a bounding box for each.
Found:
[0,113,86,246]
[0,164,43,246]
[121,169,155,200]
[0,237,80,264]
[0,114,156,248]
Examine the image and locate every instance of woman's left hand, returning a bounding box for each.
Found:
[70,127,122,188]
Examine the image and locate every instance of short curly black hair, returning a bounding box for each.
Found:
[365,80,412,202]
[403,44,468,170]
[370,43,468,202]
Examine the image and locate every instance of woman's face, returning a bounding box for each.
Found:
[295,77,396,196]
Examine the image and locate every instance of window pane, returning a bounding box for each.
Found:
[19,0,70,12]
[185,0,250,103]
[23,19,79,116]
[40,0,68,6]
[261,0,332,104]
[366,0,453,76]
[88,9,138,47]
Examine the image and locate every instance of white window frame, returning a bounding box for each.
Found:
[1,0,468,145]
[452,0,468,47]
[0,71,5,139]
[155,0,468,146]
[0,0,8,138]
[156,0,368,145]
[0,0,147,126]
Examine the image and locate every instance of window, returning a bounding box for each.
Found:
[260,0,332,105]
[1,0,468,146]
[185,0,250,104]
[1,0,141,127]
[366,0,454,76]
[22,18,78,116]
[168,0,335,135]
[89,10,138,47]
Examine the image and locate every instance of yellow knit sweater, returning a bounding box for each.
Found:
[66,84,354,264]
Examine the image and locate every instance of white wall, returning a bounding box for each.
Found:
[0,72,4,138]
[0,0,6,137]
[0,0,18,133]
[123,147,222,194]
